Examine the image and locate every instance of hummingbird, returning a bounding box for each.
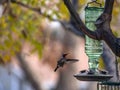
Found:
[54,53,79,72]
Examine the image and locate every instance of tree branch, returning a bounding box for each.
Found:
[12,0,84,37]
[10,0,58,21]
[63,0,99,39]
[16,53,42,90]
[11,0,42,14]
[63,0,120,57]
[59,21,85,37]
[103,0,114,15]
[69,0,85,37]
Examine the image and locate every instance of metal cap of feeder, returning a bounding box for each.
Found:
[74,0,113,81]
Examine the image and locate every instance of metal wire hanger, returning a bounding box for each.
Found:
[86,0,102,7]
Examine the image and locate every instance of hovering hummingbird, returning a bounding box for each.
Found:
[54,53,79,72]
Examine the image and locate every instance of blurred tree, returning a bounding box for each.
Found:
[0,0,70,64]
[0,0,75,90]
[0,0,67,90]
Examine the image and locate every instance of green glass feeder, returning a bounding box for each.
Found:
[74,1,113,81]
[85,6,103,72]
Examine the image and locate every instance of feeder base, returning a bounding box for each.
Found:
[74,69,113,81]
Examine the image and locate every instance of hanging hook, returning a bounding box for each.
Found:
[86,0,102,8]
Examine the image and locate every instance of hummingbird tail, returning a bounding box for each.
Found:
[54,66,59,72]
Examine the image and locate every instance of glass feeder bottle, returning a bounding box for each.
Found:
[85,7,104,71]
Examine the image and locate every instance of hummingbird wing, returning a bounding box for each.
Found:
[66,59,79,62]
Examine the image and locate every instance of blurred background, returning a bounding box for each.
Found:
[0,0,120,90]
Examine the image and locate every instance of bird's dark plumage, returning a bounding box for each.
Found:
[54,53,79,72]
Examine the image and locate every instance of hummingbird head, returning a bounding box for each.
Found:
[62,53,69,57]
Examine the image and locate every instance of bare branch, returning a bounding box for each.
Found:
[11,0,59,21]
[63,0,120,57]
[11,0,42,14]
[104,0,114,15]
[60,21,85,37]
[63,0,100,39]
[16,53,42,90]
